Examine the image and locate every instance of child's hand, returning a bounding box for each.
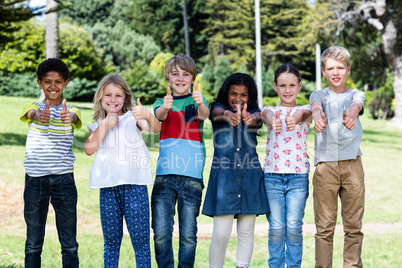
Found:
[60,99,72,124]
[272,111,282,133]
[192,82,203,106]
[163,86,173,111]
[39,100,51,123]
[285,109,296,131]
[229,104,242,126]
[314,112,327,133]
[107,107,119,127]
[132,98,148,120]
[241,103,253,126]
[342,110,356,130]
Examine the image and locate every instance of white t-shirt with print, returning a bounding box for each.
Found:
[262,105,311,174]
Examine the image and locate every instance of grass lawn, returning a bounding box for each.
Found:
[1,95,401,267]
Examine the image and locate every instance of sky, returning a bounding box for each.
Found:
[29,0,46,8]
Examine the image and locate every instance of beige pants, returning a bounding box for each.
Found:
[313,156,365,268]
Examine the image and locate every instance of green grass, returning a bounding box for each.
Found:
[1,95,402,267]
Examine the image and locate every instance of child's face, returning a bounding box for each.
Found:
[321,58,350,93]
[37,71,69,106]
[274,73,302,107]
[228,84,249,111]
[101,84,126,115]
[167,66,194,96]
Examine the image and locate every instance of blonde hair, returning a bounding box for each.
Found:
[321,46,351,68]
[92,74,133,121]
[165,54,197,81]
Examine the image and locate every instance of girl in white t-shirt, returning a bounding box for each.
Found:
[261,64,312,268]
[84,74,160,267]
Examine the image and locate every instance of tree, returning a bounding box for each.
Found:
[328,0,402,127]
[0,0,45,45]
[46,0,58,58]
[203,0,315,78]
[127,0,208,62]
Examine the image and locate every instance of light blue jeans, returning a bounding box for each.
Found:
[264,173,309,268]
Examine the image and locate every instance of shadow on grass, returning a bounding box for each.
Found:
[362,129,402,150]
[0,133,26,146]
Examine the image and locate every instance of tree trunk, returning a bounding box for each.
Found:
[46,0,58,59]
[40,0,59,101]
[377,3,402,127]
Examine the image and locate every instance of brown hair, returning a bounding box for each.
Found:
[165,54,197,81]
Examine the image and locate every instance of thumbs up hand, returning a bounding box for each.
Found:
[229,104,242,127]
[132,98,147,120]
[192,82,203,105]
[272,110,282,134]
[285,109,296,131]
[241,103,253,126]
[342,110,355,130]
[163,86,173,111]
[39,100,51,123]
[60,99,72,124]
[107,107,119,127]
[313,112,327,133]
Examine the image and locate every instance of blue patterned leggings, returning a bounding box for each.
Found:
[100,184,151,268]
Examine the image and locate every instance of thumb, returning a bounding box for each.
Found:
[111,107,116,114]
[276,111,280,120]
[167,86,171,96]
[236,104,241,115]
[322,112,326,121]
[45,100,50,111]
[286,109,291,117]
[343,110,347,120]
[243,103,247,113]
[137,97,142,107]
[194,81,199,91]
[62,99,67,111]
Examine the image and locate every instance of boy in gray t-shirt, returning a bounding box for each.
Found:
[310,46,365,268]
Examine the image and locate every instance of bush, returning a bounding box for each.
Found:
[368,72,394,119]
[0,72,39,97]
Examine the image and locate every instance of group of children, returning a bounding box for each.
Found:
[21,46,365,268]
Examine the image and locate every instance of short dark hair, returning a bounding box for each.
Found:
[211,73,259,113]
[37,58,69,81]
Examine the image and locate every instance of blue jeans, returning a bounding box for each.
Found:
[151,175,203,268]
[264,173,309,268]
[100,185,151,268]
[24,173,79,268]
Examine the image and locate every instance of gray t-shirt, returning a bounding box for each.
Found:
[310,87,365,165]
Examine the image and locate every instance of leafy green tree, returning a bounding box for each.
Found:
[203,0,314,78]
[213,55,234,95]
[127,0,208,61]
[0,19,111,80]
[0,0,44,44]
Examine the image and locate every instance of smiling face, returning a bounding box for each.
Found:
[274,72,302,107]
[167,66,194,96]
[322,58,350,93]
[228,84,249,111]
[37,71,69,106]
[101,83,126,115]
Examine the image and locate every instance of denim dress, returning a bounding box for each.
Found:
[202,103,270,216]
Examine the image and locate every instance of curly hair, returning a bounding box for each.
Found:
[36,58,69,81]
